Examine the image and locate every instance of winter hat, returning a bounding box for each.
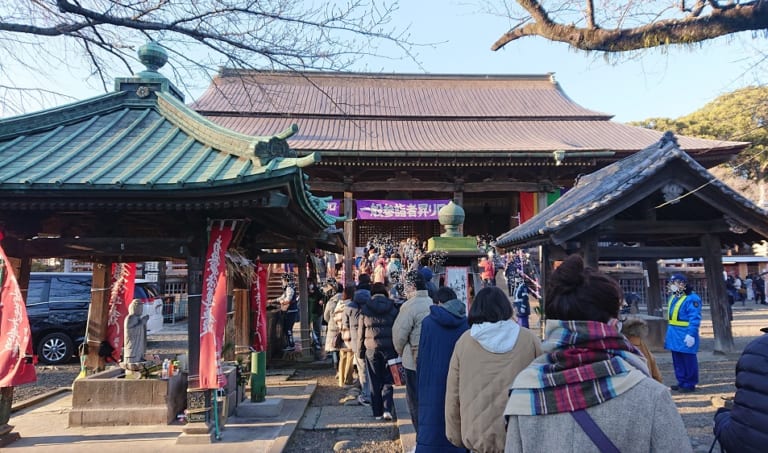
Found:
[419,267,433,282]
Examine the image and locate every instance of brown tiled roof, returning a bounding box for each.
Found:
[192,71,746,156]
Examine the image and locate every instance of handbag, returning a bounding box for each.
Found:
[387,357,406,386]
[333,332,345,350]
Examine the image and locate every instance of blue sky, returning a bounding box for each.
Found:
[375,1,768,123]
[4,1,766,123]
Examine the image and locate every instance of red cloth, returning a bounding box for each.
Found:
[106,263,136,363]
[481,259,495,280]
[199,224,234,389]
[519,192,536,224]
[0,238,37,386]
[251,260,268,352]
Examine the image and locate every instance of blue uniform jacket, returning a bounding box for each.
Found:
[664,292,702,353]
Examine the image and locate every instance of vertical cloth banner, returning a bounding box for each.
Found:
[519,192,537,224]
[199,223,234,389]
[106,263,136,363]
[0,232,36,386]
[251,260,268,352]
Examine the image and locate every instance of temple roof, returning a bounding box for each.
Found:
[0,44,341,257]
[192,70,746,166]
[494,132,768,249]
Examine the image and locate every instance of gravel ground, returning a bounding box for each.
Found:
[284,364,401,453]
[12,330,188,405]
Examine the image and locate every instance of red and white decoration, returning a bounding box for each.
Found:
[199,222,234,389]
[105,263,136,363]
[251,260,268,352]
[0,232,36,387]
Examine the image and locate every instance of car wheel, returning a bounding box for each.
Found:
[37,332,74,365]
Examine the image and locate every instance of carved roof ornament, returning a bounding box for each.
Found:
[725,217,748,234]
[136,41,168,78]
[661,183,684,204]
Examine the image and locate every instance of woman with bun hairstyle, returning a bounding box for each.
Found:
[445,286,542,453]
[504,255,691,453]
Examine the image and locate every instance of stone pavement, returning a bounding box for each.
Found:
[5,375,316,453]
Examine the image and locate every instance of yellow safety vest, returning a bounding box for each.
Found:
[668,294,689,327]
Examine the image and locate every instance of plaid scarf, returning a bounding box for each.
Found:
[504,319,650,416]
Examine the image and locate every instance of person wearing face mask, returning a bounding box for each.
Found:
[664,273,702,393]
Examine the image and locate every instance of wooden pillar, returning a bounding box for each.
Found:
[536,246,550,337]
[296,250,310,355]
[701,234,734,353]
[643,259,663,317]
[186,254,204,386]
[581,230,599,269]
[453,189,464,235]
[233,288,249,361]
[183,251,211,438]
[85,261,112,372]
[343,191,355,285]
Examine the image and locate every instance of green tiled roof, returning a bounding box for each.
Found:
[0,91,305,188]
[0,50,341,228]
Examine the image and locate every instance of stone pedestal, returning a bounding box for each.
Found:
[236,398,284,418]
[69,368,187,426]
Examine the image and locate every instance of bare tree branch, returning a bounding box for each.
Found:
[0,0,418,114]
[493,0,768,52]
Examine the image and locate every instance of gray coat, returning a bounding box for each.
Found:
[505,379,692,453]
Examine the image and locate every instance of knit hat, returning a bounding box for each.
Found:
[419,267,433,282]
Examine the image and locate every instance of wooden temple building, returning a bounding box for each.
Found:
[494,132,768,353]
[191,70,747,281]
[0,44,341,436]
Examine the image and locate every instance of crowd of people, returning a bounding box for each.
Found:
[272,240,767,452]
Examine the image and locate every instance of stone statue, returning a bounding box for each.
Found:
[123,299,149,365]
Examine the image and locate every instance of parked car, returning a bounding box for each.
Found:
[26,272,164,365]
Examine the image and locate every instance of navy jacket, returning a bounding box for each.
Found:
[416,303,469,453]
[358,294,398,358]
[714,334,768,453]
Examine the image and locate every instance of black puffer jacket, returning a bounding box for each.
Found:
[357,293,398,359]
[714,333,768,453]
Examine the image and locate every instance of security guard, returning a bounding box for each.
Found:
[664,273,702,392]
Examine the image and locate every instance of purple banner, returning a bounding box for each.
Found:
[326,199,340,217]
[356,200,449,220]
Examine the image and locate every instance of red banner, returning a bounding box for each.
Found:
[251,260,268,352]
[199,223,234,389]
[106,263,136,363]
[0,233,36,386]
[519,192,536,224]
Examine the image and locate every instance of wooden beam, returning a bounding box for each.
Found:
[3,237,192,259]
[309,180,550,193]
[597,246,703,260]
[600,220,731,235]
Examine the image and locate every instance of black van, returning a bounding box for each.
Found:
[26,272,164,365]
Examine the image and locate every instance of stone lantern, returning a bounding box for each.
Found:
[424,201,485,306]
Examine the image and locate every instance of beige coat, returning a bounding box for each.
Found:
[392,290,432,370]
[445,325,542,453]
